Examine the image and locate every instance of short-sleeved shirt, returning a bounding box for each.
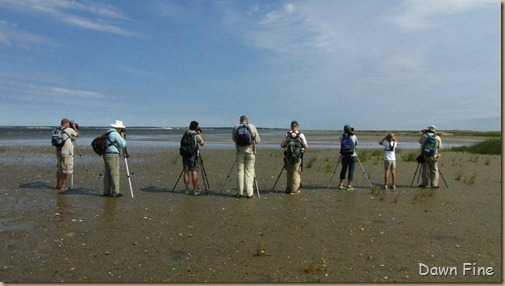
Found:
[59,128,78,155]
[383,141,397,161]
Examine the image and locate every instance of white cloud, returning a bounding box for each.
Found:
[0,0,134,36]
[386,0,497,31]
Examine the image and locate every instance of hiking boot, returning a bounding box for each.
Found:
[246,195,254,198]
[284,189,291,194]
[418,184,427,188]
[346,186,354,191]
[432,186,440,189]
[235,194,242,198]
[290,190,301,195]
[111,193,123,198]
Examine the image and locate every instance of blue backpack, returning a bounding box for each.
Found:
[51,127,69,150]
[340,134,355,156]
[235,124,254,146]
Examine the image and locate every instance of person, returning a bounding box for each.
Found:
[418,125,442,189]
[280,120,308,194]
[180,121,205,196]
[232,115,260,198]
[55,118,79,192]
[338,125,358,191]
[103,120,127,197]
[379,133,399,189]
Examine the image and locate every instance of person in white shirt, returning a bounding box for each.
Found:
[379,133,399,189]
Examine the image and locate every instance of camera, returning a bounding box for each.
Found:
[69,120,79,130]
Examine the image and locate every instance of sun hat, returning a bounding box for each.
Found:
[291,120,299,126]
[111,120,126,129]
[428,125,437,132]
[344,124,352,132]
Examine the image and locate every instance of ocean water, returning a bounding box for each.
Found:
[0,126,484,150]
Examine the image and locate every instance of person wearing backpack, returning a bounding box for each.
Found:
[232,115,260,198]
[179,121,205,196]
[338,125,358,191]
[54,118,79,192]
[418,125,442,189]
[379,133,399,190]
[102,120,127,197]
[280,120,308,195]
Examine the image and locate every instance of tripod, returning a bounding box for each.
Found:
[410,162,449,188]
[71,138,93,189]
[172,151,210,194]
[220,159,260,198]
[272,150,304,191]
[327,153,373,190]
[123,147,135,198]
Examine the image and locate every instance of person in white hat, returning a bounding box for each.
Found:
[103,120,127,197]
[418,125,443,188]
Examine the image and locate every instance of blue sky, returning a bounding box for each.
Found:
[0,0,500,130]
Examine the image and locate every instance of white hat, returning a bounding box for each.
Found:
[428,125,437,132]
[111,120,126,129]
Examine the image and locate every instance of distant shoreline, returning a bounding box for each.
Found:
[0,126,500,136]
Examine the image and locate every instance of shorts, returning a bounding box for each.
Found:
[182,155,199,172]
[57,154,74,174]
[384,160,396,170]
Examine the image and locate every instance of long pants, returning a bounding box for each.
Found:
[421,156,439,187]
[340,155,357,181]
[103,153,121,196]
[285,157,302,192]
[236,152,255,197]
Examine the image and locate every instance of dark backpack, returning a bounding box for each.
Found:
[179,131,198,157]
[51,127,69,150]
[340,134,355,156]
[235,124,254,146]
[387,141,396,151]
[91,131,113,156]
[285,131,303,160]
[422,134,438,156]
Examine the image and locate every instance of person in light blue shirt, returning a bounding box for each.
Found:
[103,120,127,197]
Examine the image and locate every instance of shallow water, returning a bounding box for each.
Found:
[0,127,486,150]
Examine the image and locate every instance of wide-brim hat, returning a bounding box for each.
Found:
[111,120,126,129]
[428,125,437,132]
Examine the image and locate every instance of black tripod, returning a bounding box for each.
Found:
[410,162,449,188]
[272,151,304,191]
[172,151,210,195]
[220,159,260,198]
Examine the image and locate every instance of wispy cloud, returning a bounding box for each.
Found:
[0,80,106,100]
[0,20,54,46]
[0,0,134,36]
[386,0,497,31]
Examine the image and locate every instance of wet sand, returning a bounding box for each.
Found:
[0,144,501,283]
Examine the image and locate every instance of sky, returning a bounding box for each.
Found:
[0,0,501,131]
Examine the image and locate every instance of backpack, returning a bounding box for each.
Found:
[285,131,303,161]
[340,134,355,156]
[179,131,198,157]
[422,134,438,156]
[235,124,254,146]
[51,127,69,150]
[387,141,396,151]
[91,131,114,156]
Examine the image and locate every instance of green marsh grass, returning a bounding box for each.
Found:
[450,138,501,155]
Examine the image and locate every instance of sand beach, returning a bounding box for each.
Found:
[0,129,501,283]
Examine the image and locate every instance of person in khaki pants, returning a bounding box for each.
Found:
[103,120,127,197]
[280,120,308,194]
[232,115,260,198]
